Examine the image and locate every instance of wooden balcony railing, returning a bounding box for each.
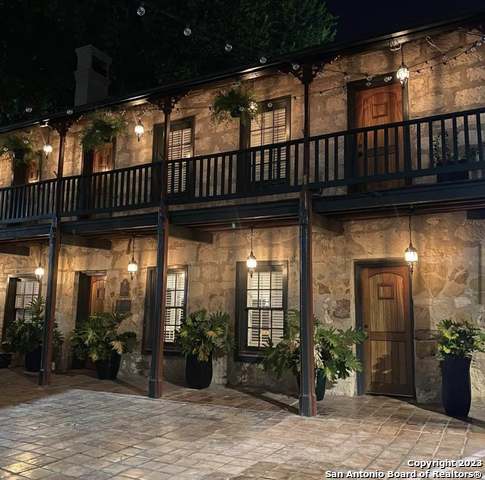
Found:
[0,107,484,223]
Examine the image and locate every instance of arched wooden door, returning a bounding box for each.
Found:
[359,265,414,397]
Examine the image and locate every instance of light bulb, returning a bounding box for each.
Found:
[259,56,267,64]
[225,43,233,52]
[137,5,145,16]
[34,266,45,281]
[128,258,138,279]
[183,26,192,37]
[43,144,53,156]
[246,252,257,270]
[291,63,300,71]
[134,120,144,141]
[396,63,410,84]
[248,101,258,114]
[404,244,418,273]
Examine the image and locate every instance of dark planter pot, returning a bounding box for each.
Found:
[185,354,213,389]
[441,356,471,418]
[297,369,327,401]
[25,346,42,372]
[0,353,12,369]
[436,160,468,183]
[95,352,121,380]
[71,354,86,369]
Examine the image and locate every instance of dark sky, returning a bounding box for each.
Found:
[327,0,484,43]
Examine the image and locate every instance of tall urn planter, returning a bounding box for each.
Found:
[185,354,213,389]
[441,356,471,418]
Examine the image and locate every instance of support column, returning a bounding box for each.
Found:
[298,64,317,417]
[39,121,70,386]
[148,98,173,398]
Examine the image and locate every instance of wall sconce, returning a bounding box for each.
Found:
[127,236,138,279]
[134,119,145,141]
[246,227,257,277]
[404,215,418,273]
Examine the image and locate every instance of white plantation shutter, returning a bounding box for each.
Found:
[246,268,285,348]
[167,121,193,194]
[14,279,40,321]
[164,269,187,343]
[249,101,289,181]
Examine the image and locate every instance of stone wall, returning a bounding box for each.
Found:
[1,211,484,401]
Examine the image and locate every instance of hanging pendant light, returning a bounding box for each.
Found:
[127,236,138,279]
[404,215,418,273]
[246,227,257,277]
[396,45,410,85]
[34,244,44,281]
[134,119,145,141]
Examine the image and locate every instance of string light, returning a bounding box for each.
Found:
[224,43,233,52]
[183,26,192,37]
[137,5,146,16]
[259,56,267,64]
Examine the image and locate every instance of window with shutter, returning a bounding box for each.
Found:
[14,278,40,322]
[249,98,290,182]
[164,268,187,344]
[162,118,194,195]
[236,261,288,360]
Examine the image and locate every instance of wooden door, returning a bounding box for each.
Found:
[360,265,414,397]
[353,83,404,189]
[89,276,106,314]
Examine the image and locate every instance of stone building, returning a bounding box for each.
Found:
[0,14,484,414]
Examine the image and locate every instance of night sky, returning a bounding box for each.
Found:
[327,0,484,43]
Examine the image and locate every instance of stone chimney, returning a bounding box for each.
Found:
[74,45,112,106]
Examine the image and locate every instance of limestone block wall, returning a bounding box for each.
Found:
[0,211,484,401]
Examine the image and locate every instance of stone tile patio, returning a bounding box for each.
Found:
[0,369,484,479]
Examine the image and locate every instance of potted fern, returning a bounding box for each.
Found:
[71,312,137,380]
[437,319,485,417]
[262,310,365,401]
[6,297,63,372]
[212,87,260,124]
[0,134,34,185]
[177,309,231,389]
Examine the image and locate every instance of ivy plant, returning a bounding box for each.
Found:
[177,309,231,362]
[81,114,126,151]
[437,319,485,359]
[71,312,137,363]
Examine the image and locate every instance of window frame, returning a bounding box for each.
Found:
[235,260,288,362]
[142,265,188,355]
[152,117,195,161]
[240,96,291,150]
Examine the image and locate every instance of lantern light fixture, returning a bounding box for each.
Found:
[404,215,418,273]
[134,119,145,141]
[43,143,53,157]
[127,236,139,279]
[246,227,257,277]
[396,46,410,85]
[34,245,44,281]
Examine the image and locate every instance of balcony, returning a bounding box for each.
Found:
[1,106,484,225]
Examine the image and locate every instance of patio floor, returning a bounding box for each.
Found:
[0,369,484,479]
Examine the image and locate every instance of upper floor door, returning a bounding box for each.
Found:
[350,79,405,190]
[82,141,115,175]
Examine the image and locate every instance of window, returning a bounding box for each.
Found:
[236,261,288,360]
[14,279,40,322]
[164,268,187,344]
[246,97,290,182]
[143,266,188,353]
[153,118,194,195]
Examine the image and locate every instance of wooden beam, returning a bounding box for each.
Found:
[61,234,112,250]
[170,225,213,244]
[312,213,344,235]
[0,245,30,256]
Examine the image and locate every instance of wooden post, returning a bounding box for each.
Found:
[298,64,317,417]
[39,121,70,386]
[148,98,172,398]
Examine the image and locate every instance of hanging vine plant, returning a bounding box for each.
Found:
[81,113,127,151]
[0,134,34,165]
[212,87,260,124]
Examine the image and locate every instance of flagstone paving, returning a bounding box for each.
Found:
[0,369,484,479]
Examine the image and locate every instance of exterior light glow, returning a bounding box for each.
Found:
[396,63,410,85]
[127,236,138,279]
[43,143,53,157]
[134,120,145,141]
[404,215,418,273]
[246,227,257,276]
[35,266,45,281]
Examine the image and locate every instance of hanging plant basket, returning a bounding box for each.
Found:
[212,87,260,124]
[81,114,127,151]
[0,134,34,166]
